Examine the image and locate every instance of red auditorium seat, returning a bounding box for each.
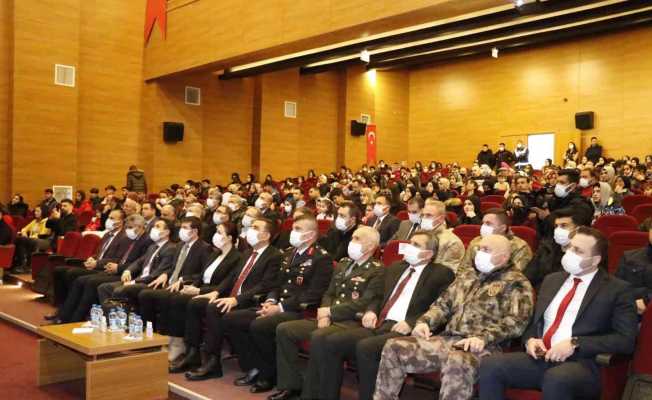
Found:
[382,240,408,266]
[482,195,505,204]
[74,234,102,261]
[631,203,652,224]
[621,195,652,215]
[31,231,82,280]
[281,218,294,232]
[593,215,639,238]
[396,210,409,221]
[147,193,159,202]
[446,211,458,226]
[607,231,649,275]
[481,202,502,214]
[453,224,480,248]
[632,304,652,376]
[511,226,538,252]
[0,245,16,270]
[77,209,94,227]
[317,219,332,236]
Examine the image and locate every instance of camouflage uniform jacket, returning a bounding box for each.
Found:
[433,225,466,273]
[321,257,385,322]
[417,263,534,346]
[267,243,333,313]
[458,233,532,274]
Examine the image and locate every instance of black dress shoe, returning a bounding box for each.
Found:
[250,379,275,393]
[234,368,259,386]
[184,355,223,381]
[267,389,300,400]
[44,313,59,321]
[169,346,200,373]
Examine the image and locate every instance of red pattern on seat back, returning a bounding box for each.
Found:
[446,211,458,226]
[59,232,82,258]
[482,195,505,204]
[77,210,94,227]
[0,245,16,269]
[511,226,538,252]
[317,219,332,236]
[75,234,101,259]
[382,240,408,267]
[607,231,649,274]
[453,225,480,248]
[281,218,294,232]
[480,202,502,214]
[632,203,652,224]
[396,210,409,221]
[593,215,639,238]
[622,195,652,215]
[633,304,652,375]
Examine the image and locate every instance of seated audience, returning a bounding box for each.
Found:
[458,195,482,225]
[0,206,13,245]
[390,197,423,241]
[615,224,652,315]
[366,194,400,246]
[319,201,360,261]
[590,182,625,222]
[12,206,50,272]
[8,194,29,217]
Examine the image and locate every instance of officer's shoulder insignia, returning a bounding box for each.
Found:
[351,276,366,283]
[487,282,505,296]
[341,257,352,263]
[300,260,313,267]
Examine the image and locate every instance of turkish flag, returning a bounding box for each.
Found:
[145,0,167,43]
[366,124,377,166]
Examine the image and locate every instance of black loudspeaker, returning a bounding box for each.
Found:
[575,112,594,130]
[163,122,184,143]
[351,120,367,136]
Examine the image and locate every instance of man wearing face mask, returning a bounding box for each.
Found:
[319,201,361,261]
[56,214,152,323]
[186,218,282,381]
[255,192,280,223]
[238,206,263,251]
[391,197,423,241]
[578,168,597,198]
[495,142,514,166]
[312,231,454,400]
[375,235,534,400]
[479,227,637,400]
[220,215,333,393]
[419,200,465,272]
[366,194,400,247]
[97,219,177,304]
[524,208,590,290]
[459,208,532,274]
[271,226,384,400]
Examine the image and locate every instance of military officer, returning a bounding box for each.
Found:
[270,226,384,400]
[225,214,334,393]
[374,234,534,400]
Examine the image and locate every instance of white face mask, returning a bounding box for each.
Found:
[159,198,168,205]
[373,204,386,217]
[408,212,421,225]
[126,228,138,240]
[206,198,218,209]
[420,217,442,231]
[242,215,254,228]
[178,227,193,242]
[561,250,592,276]
[347,242,365,261]
[228,203,238,212]
[105,218,116,231]
[212,233,227,249]
[255,198,266,210]
[289,229,309,248]
[403,244,426,266]
[553,227,572,246]
[283,204,293,214]
[186,212,196,218]
[474,250,496,274]
[296,200,306,208]
[335,216,350,232]
[213,212,226,225]
[149,227,164,242]
[554,183,570,198]
[480,224,494,238]
[246,228,260,247]
[578,178,590,188]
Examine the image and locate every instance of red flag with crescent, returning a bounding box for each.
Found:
[366,124,377,165]
[145,0,167,43]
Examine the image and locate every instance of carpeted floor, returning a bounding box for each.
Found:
[0,281,436,400]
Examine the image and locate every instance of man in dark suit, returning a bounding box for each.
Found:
[390,197,423,241]
[615,225,652,315]
[97,219,177,304]
[185,217,282,380]
[305,231,456,400]
[318,201,360,261]
[366,194,400,246]
[57,214,152,322]
[479,227,638,400]
[141,201,159,233]
[47,208,128,318]
[137,217,212,360]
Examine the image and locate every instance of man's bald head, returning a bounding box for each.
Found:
[477,234,511,268]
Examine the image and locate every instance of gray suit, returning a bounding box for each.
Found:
[390,220,420,241]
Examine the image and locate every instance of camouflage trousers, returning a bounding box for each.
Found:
[373,336,495,400]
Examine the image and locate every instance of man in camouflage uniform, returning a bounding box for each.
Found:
[223,214,333,393]
[422,199,466,272]
[269,226,384,400]
[374,234,534,400]
[459,208,532,273]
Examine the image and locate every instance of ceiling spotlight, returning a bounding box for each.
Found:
[360,49,370,63]
[515,0,524,7]
[491,47,499,58]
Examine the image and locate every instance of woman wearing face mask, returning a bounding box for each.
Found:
[590,182,625,223]
[168,222,243,373]
[280,198,297,220]
[459,196,483,225]
[612,175,633,203]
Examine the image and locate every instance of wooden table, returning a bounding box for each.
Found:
[37,322,169,400]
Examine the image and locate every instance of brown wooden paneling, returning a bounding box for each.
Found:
[408,27,652,166]
[376,70,409,163]
[0,0,12,201]
[344,65,375,169]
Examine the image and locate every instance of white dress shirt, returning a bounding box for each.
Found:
[386,263,427,322]
[543,269,598,347]
[202,249,229,284]
[141,240,168,277]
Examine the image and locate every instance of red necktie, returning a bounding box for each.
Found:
[230,251,259,297]
[376,267,415,328]
[543,277,582,349]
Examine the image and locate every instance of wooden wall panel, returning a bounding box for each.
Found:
[0,0,12,201]
[344,65,375,169]
[202,77,255,185]
[12,0,81,205]
[375,70,409,164]
[408,27,652,166]
[77,1,145,193]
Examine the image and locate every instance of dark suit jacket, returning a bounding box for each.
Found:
[367,261,455,327]
[367,214,401,246]
[170,239,213,284]
[114,234,153,274]
[318,225,357,262]
[94,230,132,270]
[615,245,652,304]
[216,244,283,307]
[523,270,638,360]
[391,220,420,241]
[46,213,78,237]
[132,241,177,284]
[193,247,242,294]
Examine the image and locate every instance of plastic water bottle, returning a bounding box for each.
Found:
[100,316,107,332]
[128,312,136,330]
[89,305,99,327]
[128,316,135,338]
[134,317,143,339]
[117,307,127,331]
[145,321,153,338]
[108,309,118,331]
[98,307,105,327]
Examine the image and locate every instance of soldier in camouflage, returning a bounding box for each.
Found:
[422,199,466,272]
[270,226,384,400]
[458,208,532,273]
[374,234,535,400]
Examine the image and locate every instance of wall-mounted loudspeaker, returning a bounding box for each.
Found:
[163,122,184,143]
[351,120,367,136]
[575,111,594,130]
